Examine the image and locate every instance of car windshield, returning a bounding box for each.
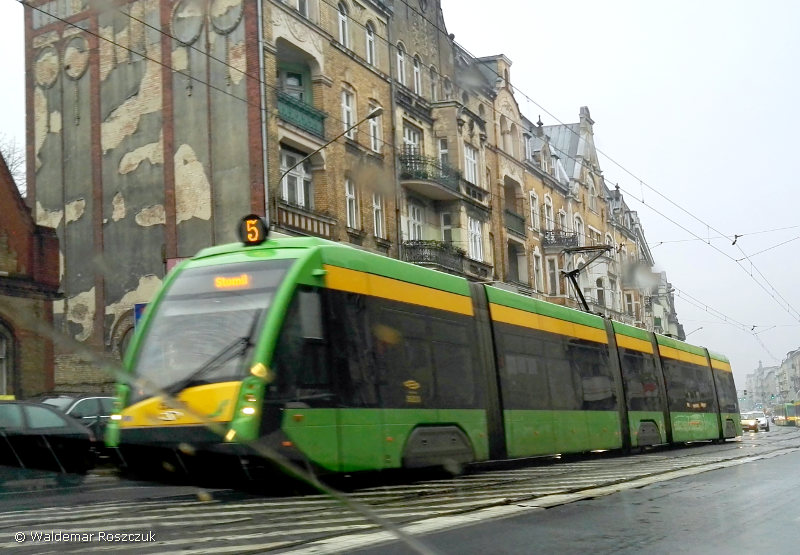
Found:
[40,397,75,411]
[129,259,294,402]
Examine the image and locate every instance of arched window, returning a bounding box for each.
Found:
[510,123,519,159]
[341,84,356,138]
[365,22,376,65]
[396,43,406,85]
[429,66,438,100]
[543,195,554,231]
[596,278,606,307]
[338,3,349,48]
[413,55,421,94]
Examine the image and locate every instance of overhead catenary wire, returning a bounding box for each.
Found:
[23,0,798,339]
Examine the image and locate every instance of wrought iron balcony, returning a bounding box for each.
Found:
[542,229,579,248]
[402,240,464,275]
[504,209,526,237]
[276,90,326,138]
[399,154,461,195]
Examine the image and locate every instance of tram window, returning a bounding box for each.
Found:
[714,369,738,413]
[619,348,663,412]
[375,307,435,408]
[430,318,477,409]
[567,340,616,410]
[545,336,581,410]
[270,288,333,404]
[662,359,717,413]
[502,353,549,409]
[326,291,378,407]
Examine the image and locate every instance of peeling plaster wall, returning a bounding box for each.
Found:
[99,1,167,345]
[28,0,256,383]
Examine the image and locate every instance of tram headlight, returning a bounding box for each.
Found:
[241,406,257,416]
[110,414,122,421]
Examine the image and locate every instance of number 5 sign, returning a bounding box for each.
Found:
[238,214,269,246]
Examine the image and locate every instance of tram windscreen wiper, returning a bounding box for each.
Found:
[164,312,261,396]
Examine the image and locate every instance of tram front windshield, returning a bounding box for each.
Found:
[129,259,294,402]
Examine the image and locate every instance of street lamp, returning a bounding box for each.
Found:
[273,106,384,218]
[685,326,703,337]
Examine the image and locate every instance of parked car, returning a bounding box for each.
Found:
[0,401,95,474]
[35,395,114,439]
[741,411,770,432]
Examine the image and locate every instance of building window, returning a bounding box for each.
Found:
[609,278,617,310]
[574,216,584,246]
[589,180,597,212]
[369,103,382,152]
[441,212,453,243]
[529,192,539,230]
[396,43,406,85]
[345,179,359,229]
[338,3,349,48]
[403,122,421,154]
[625,293,634,316]
[443,77,452,99]
[373,194,385,238]
[559,210,567,231]
[413,56,422,94]
[279,69,305,101]
[596,278,605,307]
[430,66,438,100]
[365,22,376,65]
[547,258,558,295]
[282,0,308,16]
[464,143,478,185]
[281,149,312,209]
[468,217,483,261]
[341,88,355,138]
[533,253,543,292]
[408,201,423,240]
[438,138,449,167]
[543,196,554,231]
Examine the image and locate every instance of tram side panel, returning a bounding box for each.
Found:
[612,322,669,447]
[656,336,721,442]
[485,287,623,458]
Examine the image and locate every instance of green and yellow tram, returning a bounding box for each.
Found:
[106,221,741,473]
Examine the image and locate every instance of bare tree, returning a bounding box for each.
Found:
[0,132,26,197]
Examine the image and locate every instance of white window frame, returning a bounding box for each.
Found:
[441,212,453,243]
[464,142,478,185]
[408,200,423,240]
[280,150,312,209]
[430,66,438,100]
[365,22,375,65]
[558,210,567,231]
[396,44,406,85]
[543,196,554,231]
[574,216,584,246]
[338,3,349,48]
[529,191,539,230]
[341,88,355,139]
[468,216,483,261]
[413,56,422,94]
[438,138,449,167]
[533,252,543,292]
[345,179,358,229]
[589,181,597,212]
[546,257,559,296]
[373,193,385,238]
[403,122,421,154]
[369,103,382,152]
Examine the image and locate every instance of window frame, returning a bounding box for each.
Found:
[396,43,406,85]
[408,200,424,240]
[413,55,422,94]
[368,102,382,152]
[280,149,313,209]
[463,142,478,185]
[345,178,359,229]
[468,216,483,261]
[365,21,376,65]
[529,191,539,230]
[372,193,385,239]
[341,87,355,139]
[337,2,349,48]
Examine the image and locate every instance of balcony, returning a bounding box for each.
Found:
[399,154,462,200]
[402,240,464,275]
[276,200,335,239]
[276,90,326,138]
[504,209,526,237]
[542,229,579,249]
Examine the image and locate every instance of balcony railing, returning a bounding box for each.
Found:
[399,154,461,194]
[402,240,464,275]
[277,200,335,239]
[542,229,579,248]
[504,209,526,237]
[276,90,326,138]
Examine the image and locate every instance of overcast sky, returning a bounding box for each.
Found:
[2,0,799,389]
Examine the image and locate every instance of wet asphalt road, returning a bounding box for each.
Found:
[357,439,800,555]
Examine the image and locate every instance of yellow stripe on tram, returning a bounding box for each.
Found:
[323,265,474,316]
[121,381,240,428]
[658,345,708,367]
[615,334,654,354]
[489,303,608,343]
